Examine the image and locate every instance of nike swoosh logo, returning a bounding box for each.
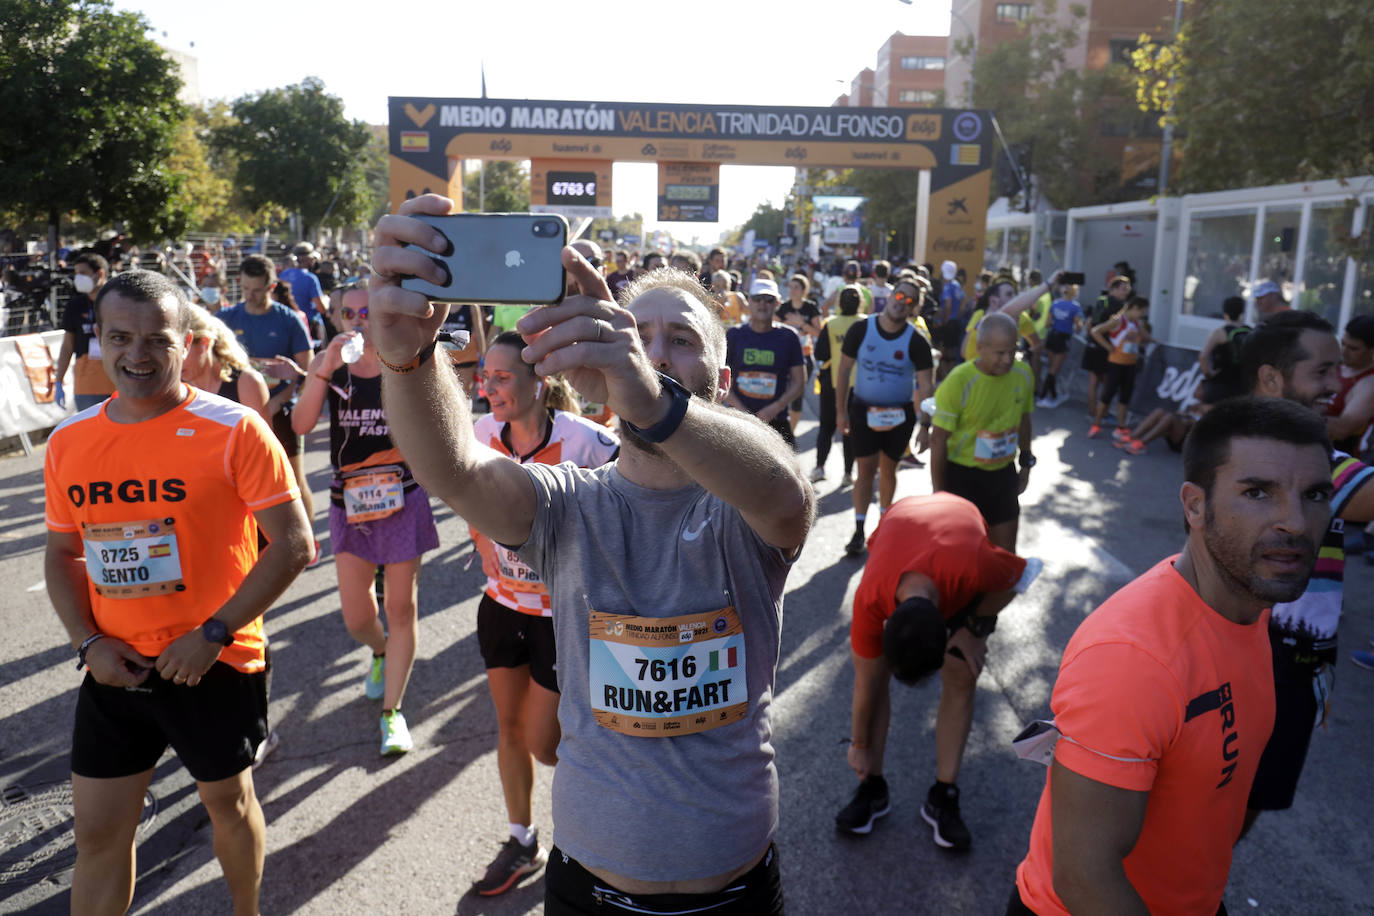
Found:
[682,517,712,541]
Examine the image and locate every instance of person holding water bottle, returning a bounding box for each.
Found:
[292,282,439,755]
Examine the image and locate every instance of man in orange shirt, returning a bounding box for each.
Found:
[1008,397,1334,916]
[44,270,313,915]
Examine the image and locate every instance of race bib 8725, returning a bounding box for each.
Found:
[589,606,748,737]
[82,518,184,599]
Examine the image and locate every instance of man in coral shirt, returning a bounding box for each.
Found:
[1008,397,1334,916]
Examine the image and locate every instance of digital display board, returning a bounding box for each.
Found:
[656,162,720,222]
[529,159,613,218]
[547,171,598,206]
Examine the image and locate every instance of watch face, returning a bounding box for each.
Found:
[203,620,233,646]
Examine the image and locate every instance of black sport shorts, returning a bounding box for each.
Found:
[271,402,303,458]
[1081,343,1108,375]
[1247,632,1327,811]
[546,844,784,916]
[1045,330,1072,354]
[477,593,560,693]
[943,461,1020,527]
[72,662,267,783]
[849,396,916,461]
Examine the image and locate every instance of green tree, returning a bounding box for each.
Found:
[0,0,188,247]
[1132,0,1374,192]
[463,161,530,212]
[212,77,373,239]
[587,213,646,247]
[726,202,786,247]
[963,0,1148,208]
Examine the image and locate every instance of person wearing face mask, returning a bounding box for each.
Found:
[54,252,115,411]
[467,331,620,896]
[197,272,225,309]
[291,283,440,757]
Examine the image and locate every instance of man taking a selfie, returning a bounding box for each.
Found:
[368,195,813,914]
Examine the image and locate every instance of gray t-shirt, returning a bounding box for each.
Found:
[518,461,793,881]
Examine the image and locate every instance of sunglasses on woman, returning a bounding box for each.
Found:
[341,306,368,320]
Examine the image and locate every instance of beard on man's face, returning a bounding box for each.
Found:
[1201,501,1317,607]
[618,371,717,456]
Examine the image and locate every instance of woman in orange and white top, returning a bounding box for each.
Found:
[468,330,619,895]
[292,283,439,757]
[1088,296,1152,441]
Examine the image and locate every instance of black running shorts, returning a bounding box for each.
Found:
[943,461,1020,527]
[849,395,916,461]
[477,593,560,693]
[271,402,303,458]
[545,844,784,916]
[1081,342,1108,375]
[72,661,267,783]
[1045,330,1072,354]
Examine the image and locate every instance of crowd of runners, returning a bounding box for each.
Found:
[39,191,1374,915]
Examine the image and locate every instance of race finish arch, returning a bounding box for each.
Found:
[387,97,994,277]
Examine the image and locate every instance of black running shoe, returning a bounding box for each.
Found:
[473,832,548,896]
[844,530,867,558]
[835,775,891,834]
[920,782,972,850]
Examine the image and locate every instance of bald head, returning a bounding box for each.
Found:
[977,311,1018,345]
[571,239,603,263]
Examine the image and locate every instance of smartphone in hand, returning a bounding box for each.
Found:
[401,213,567,304]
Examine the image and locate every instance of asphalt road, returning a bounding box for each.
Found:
[2,401,1371,915]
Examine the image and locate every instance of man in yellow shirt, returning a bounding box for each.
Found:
[931,313,1036,552]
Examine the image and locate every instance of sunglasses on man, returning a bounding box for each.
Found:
[751,295,778,304]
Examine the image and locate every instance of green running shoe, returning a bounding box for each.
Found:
[364,655,385,701]
[379,710,412,756]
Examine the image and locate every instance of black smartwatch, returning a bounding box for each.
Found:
[201,619,234,647]
[964,614,997,639]
[623,372,691,444]
[1019,452,1037,470]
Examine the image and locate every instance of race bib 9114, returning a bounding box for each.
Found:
[589,606,748,737]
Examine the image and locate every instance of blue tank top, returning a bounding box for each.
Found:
[854,316,917,406]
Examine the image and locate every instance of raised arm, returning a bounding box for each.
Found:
[366,195,539,547]
[999,271,1063,321]
[517,253,812,552]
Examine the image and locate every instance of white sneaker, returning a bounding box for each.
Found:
[808,466,826,482]
[840,472,853,488]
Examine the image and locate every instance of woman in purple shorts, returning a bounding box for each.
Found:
[293,283,438,756]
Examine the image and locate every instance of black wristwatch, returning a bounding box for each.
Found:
[964,614,997,639]
[623,372,691,444]
[201,619,234,647]
[1019,452,1037,470]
